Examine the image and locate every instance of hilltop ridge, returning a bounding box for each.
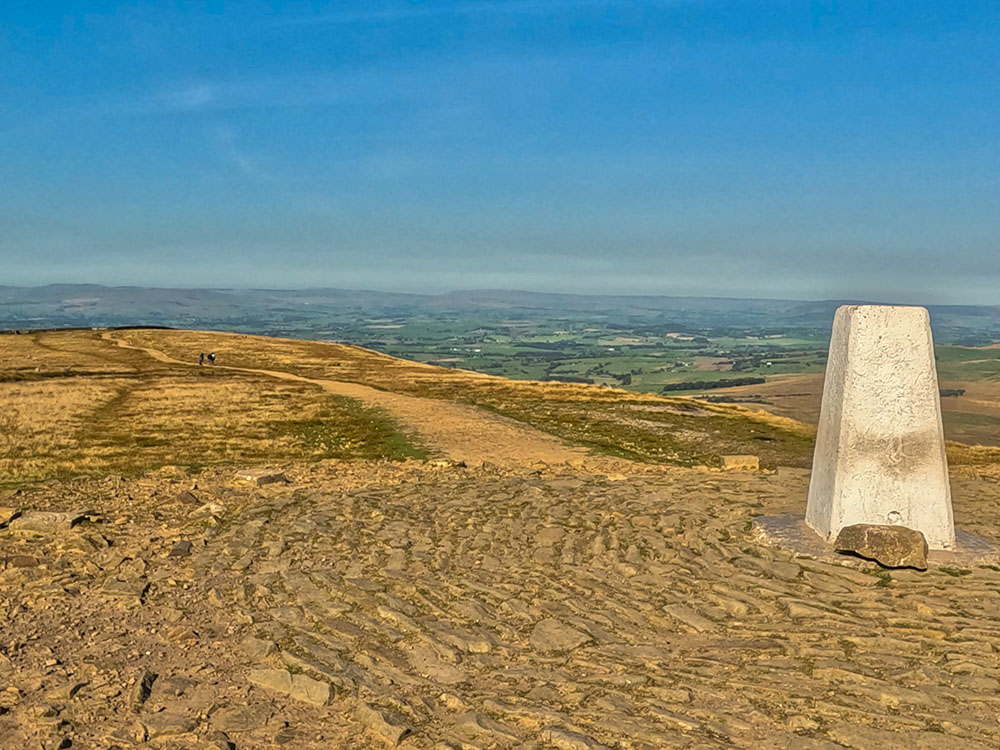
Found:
[2,327,817,486]
[4,328,1000,747]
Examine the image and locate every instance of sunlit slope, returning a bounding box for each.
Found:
[689,345,1000,455]
[118,328,818,469]
[0,330,425,485]
[6,328,998,489]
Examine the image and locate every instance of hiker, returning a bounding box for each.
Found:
[208,352,216,365]
[198,353,205,366]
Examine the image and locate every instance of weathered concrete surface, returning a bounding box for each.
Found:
[833,523,928,569]
[806,305,955,549]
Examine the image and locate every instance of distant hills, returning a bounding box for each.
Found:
[3,284,999,345]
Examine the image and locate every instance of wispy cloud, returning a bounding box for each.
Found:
[211,126,265,180]
[99,2,681,122]
[278,0,686,26]
[163,83,216,112]
[141,73,374,116]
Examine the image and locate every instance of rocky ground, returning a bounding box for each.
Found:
[4,459,1000,749]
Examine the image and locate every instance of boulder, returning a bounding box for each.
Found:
[189,502,225,519]
[168,540,193,557]
[141,712,197,738]
[7,555,39,568]
[129,670,157,711]
[834,523,928,569]
[0,508,20,528]
[212,705,268,733]
[174,490,200,505]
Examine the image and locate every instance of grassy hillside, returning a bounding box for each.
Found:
[0,330,425,486]
[690,344,1000,451]
[5,328,1000,487]
[118,328,1000,469]
[118,328,817,468]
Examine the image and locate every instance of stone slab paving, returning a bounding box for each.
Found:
[2,461,1000,749]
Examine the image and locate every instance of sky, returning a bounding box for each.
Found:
[1,1,999,302]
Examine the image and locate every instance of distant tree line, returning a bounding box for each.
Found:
[662,377,766,392]
[939,388,966,398]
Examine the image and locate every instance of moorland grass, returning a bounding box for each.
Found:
[119,328,819,469]
[0,331,426,486]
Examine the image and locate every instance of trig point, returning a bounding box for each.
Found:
[805,305,955,550]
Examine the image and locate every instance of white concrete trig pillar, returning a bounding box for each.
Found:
[805,305,955,550]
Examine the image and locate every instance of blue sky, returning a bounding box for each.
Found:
[1,1,998,301]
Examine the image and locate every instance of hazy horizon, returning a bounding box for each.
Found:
[2,281,998,308]
[3,2,999,302]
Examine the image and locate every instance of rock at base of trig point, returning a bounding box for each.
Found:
[806,305,955,550]
[721,455,759,471]
[752,514,999,569]
[234,469,289,487]
[834,523,928,570]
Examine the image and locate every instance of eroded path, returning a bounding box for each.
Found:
[103,332,589,467]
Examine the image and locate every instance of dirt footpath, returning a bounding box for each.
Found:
[104,333,589,468]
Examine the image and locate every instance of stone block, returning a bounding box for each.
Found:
[834,523,928,569]
[234,469,288,487]
[248,668,330,706]
[354,702,412,746]
[806,305,954,549]
[721,455,759,471]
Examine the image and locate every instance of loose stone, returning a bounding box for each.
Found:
[834,524,928,569]
[248,668,331,706]
[354,702,413,746]
[530,619,592,654]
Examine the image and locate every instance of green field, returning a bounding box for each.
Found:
[338,314,831,394]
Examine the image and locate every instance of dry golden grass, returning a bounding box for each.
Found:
[118,328,811,422]
[0,331,425,486]
[0,330,165,378]
[684,370,1000,455]
[6,327,998,485]
[118,329,819,468]
[946,442,1000,466]
[3,378,123,435]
